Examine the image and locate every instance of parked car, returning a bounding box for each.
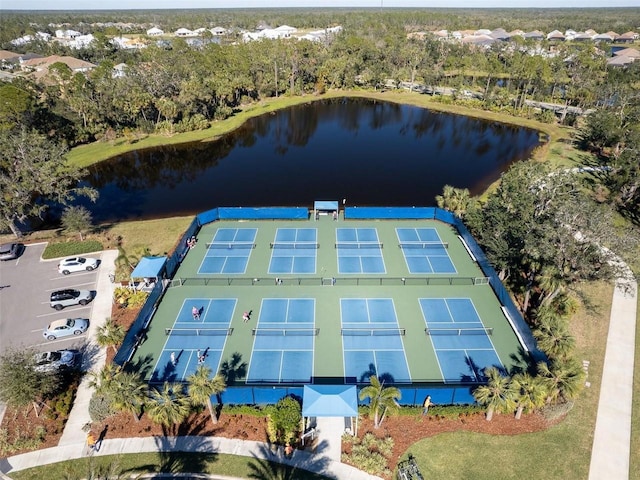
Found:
[34,349,81,372]
[58,257,99,275]
[50,289,93,310]
[0,242,21,261]
[42,318,89,340]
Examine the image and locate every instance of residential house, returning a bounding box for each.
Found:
[21,55,96,81]
[547,30,565,42]
[174,28,195,37]
[146,27,164,36]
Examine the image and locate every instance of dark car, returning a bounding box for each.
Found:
[50,289,93,310]
[0,242,21,261]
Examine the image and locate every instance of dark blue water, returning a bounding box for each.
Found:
[80,97,540,223]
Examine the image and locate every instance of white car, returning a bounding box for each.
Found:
[58,257,99,275]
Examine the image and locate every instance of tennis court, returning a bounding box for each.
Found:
[150,298,236,382]
[268,228,318,274]
[336,227,386,274]
[121,207,535,405]
[341,298,411,383]
[198,228,257,274]
[420,298,504,382]
[246,298,316,383]
[396,227,456,274]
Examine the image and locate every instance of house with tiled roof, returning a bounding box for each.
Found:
[20,55,96,81]
[547,30,565,41]
[523,30,544,41]
[615,31,637,43]
[613,47,640,58]
[147,27,164,36]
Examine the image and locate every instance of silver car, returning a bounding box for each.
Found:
[0,243,21,261]
[34,349,81,372]
[50,289,93,310]
[42,318,89,340]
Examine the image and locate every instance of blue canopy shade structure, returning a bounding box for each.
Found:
[314,200,339,212]
[302,385,358,417]
[130,256,167,279]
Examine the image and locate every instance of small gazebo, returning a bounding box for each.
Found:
[129,256,166,291]
[302,385,359,437]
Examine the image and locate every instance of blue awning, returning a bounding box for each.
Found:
[314,200,339,211]
[302,385,358,417]
[130,256,167,279]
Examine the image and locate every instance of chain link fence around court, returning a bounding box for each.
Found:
[169,276,489,288]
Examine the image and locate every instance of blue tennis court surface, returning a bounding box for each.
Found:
[341,298,411,383]
[336,228,386,274]
[247,298,316,383]
[199,228,257,274]
[268,228,317,274]
[151,298,236,382]
[397,227,456,274]
[420,298,503,382]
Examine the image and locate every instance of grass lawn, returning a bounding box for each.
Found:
[9,452,330,480]
[396,280,614,480]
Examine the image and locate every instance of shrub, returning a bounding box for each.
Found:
[0,426,45,456]
[342,433,394,477]
[540,400,574,421]
[266,396,302,445]
[89,393,117,423]
[42,240,103,259]
[221,404,268,416]
[113,287,149,309]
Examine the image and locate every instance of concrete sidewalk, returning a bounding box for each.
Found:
[0,436,382,480]
[58,249,119,446]
[588,262,637,480]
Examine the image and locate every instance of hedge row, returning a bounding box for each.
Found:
[42,240,104,259]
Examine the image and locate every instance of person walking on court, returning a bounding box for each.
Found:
[422,395,432,415]
[192,306,200,320]
[243,311,250,322]
[170,352,177,366]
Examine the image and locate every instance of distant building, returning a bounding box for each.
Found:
[147,27,164,36]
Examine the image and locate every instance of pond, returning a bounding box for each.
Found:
[79,97,541,223]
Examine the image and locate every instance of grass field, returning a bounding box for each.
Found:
[9,451,330,480]
[397,280,614,480]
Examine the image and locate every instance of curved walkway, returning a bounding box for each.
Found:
[0,248,636,480]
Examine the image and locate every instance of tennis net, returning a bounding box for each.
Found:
[165,327,234,336]
[425,327,493,336]
[341,328,406,336]
[399,242,448,249]
[335,242,384,249]
[206,242,256,249]
[252,328,320,336]
[270,242,320,249]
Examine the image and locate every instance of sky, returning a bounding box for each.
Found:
[5,0,639,11]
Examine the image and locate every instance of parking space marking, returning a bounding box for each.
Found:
[50,272,97,281]
[45,282,96,292]
[36,306,91,317]
[35,335,87,347]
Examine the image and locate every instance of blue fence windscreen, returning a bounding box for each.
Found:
[345,207,436,219]
[217,207,308,220]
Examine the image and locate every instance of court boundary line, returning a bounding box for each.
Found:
[397,227,458,275]
[199,227,257,275]
[336,227,387,275]
[268,227,318,275]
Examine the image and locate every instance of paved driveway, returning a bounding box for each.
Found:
[0,243,100,355]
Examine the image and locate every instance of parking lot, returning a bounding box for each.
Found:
[0,243,101,356]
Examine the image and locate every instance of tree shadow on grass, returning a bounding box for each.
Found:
[152,433,217,475]
[246,442,332,480]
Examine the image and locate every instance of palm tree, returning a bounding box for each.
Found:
[87,363,122,395]
[537,359,585,404]
[186,365,226,425]
[95,318,126,354]
[533,316,576,361]
[435,185,471,218]
[509,373,547,420]
[146,382,191,429]
[358,375,401,429]
[109,371,148,422]
[88,364,146,422]
[473,367,515,421]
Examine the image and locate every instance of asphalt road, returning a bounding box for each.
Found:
[0,243,100,356]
